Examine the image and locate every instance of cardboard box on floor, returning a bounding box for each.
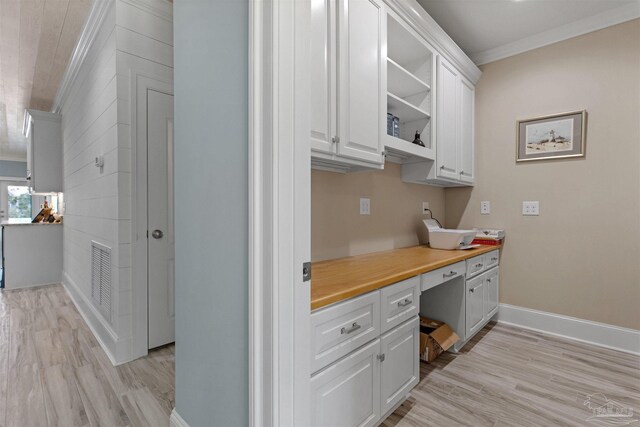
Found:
[419,316,460,363]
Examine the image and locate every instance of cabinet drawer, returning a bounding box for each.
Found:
[311,291,380,373]
[380,276,420,333]
[466,254,486,278]
[484,250,499,270]
[421,261,465,292]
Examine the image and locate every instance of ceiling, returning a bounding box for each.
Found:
[0,0,91,161]
[417,0,639,64]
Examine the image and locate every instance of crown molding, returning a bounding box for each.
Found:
[471,2,640,66]
[51,0,115,114]
[385,0,482,83]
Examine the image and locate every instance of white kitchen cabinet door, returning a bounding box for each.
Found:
[310,0,337,155]
[465,273,485,338]
[485,267,499,318]
[380,317,419,415]
[436,56,459,181]
[310,339,381,427]
[458,76,474,184]
[336,0,385,165]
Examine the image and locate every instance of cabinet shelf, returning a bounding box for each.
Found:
[384,134,435,163]
[387,58,430,99]
[387,93,431,123]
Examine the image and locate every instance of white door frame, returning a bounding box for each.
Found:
[249,0,311,426]
[131,74,174,360]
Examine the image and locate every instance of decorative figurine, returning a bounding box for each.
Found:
[412,130,425,147]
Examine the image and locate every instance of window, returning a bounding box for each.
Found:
[8,186,32,219]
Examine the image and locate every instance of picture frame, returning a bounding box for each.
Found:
[516,110,587,162]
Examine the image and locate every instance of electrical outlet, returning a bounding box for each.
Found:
[422,202,430,214]
[522,201,539,216]
[480,201,490,215]
[360,198,371,215]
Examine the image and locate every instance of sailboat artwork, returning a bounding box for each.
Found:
[525,117,574,154]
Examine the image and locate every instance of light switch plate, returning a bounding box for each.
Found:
[480,201,490,215]
[360,198,371,215]
[522,201,539,216]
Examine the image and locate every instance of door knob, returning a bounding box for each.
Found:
[152,229,164,239]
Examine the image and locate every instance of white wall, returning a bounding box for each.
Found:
[173,0,249,425]
[61,0,173,364]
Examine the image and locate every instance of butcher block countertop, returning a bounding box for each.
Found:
[311,245,500,310]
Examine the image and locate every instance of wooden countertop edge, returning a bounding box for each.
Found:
[311,245,501,311]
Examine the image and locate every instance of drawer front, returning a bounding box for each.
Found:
[466,254,486,278]
[380,276,420,333]
[484,250,500,270]
[311,291,380,373]
[421,261,465,292]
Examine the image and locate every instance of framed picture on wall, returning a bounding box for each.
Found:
[516,110,587,162]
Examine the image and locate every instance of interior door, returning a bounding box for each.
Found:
[147,90,175,349]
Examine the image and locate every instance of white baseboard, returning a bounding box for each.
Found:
[497,303,640,356]
[62,272,133,365]
[170,409,190,427]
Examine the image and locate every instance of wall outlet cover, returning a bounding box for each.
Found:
[522,201,539,216]
[480,201,490,215]
[422,202,430,214]
[360,198,371,215]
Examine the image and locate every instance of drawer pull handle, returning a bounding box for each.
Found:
[341,322,361,335]
[469,288,475,293]
[475,263,483,268]
[487,278,492,282]
[377,353,386,362]
[491,257,498,261]
[443,271,457,278]
[397,298,412,307]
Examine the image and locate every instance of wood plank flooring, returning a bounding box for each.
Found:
[382,322,640,427]
[0,284,174,427]
[2,285,638,426]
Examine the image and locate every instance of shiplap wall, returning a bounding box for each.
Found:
[61,0,172,364]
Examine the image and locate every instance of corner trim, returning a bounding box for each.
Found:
[497,303,640,356]
[51,0,115,114]
[170,409,190,427]
[471,2,640,65]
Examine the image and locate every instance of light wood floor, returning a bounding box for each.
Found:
[383,322,640,427]
[2,285,638,426]
[0,284,174,427]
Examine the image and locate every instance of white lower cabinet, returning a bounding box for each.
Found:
[465,273,485,338]
[380,317,419,415]
[485,267,499,318]
[311,279,421,427]
[311,339,381,427]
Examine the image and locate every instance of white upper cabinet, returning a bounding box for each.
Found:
[311,0,385,171]
[24,110,63,193]
[435,56,459,182]
[459,75,475,184]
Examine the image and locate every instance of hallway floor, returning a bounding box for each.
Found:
[0,284,174,427]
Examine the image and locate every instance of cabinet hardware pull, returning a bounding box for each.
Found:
[475,263,483,268]
[469,288,475,293]
[341,322,361,335]
[460,170,464,174]
[331,136,340,144]
[377,354,386,362]
[397,299,412,307]
[443,271,457,278]
[491,257,498,261]
[440,165,446,169]
[487,278,492,282]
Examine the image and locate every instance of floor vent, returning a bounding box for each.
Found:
[91,241,112,323]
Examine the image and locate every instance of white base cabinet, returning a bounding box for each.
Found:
[311,339,381,427]
[311,277,420,427]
